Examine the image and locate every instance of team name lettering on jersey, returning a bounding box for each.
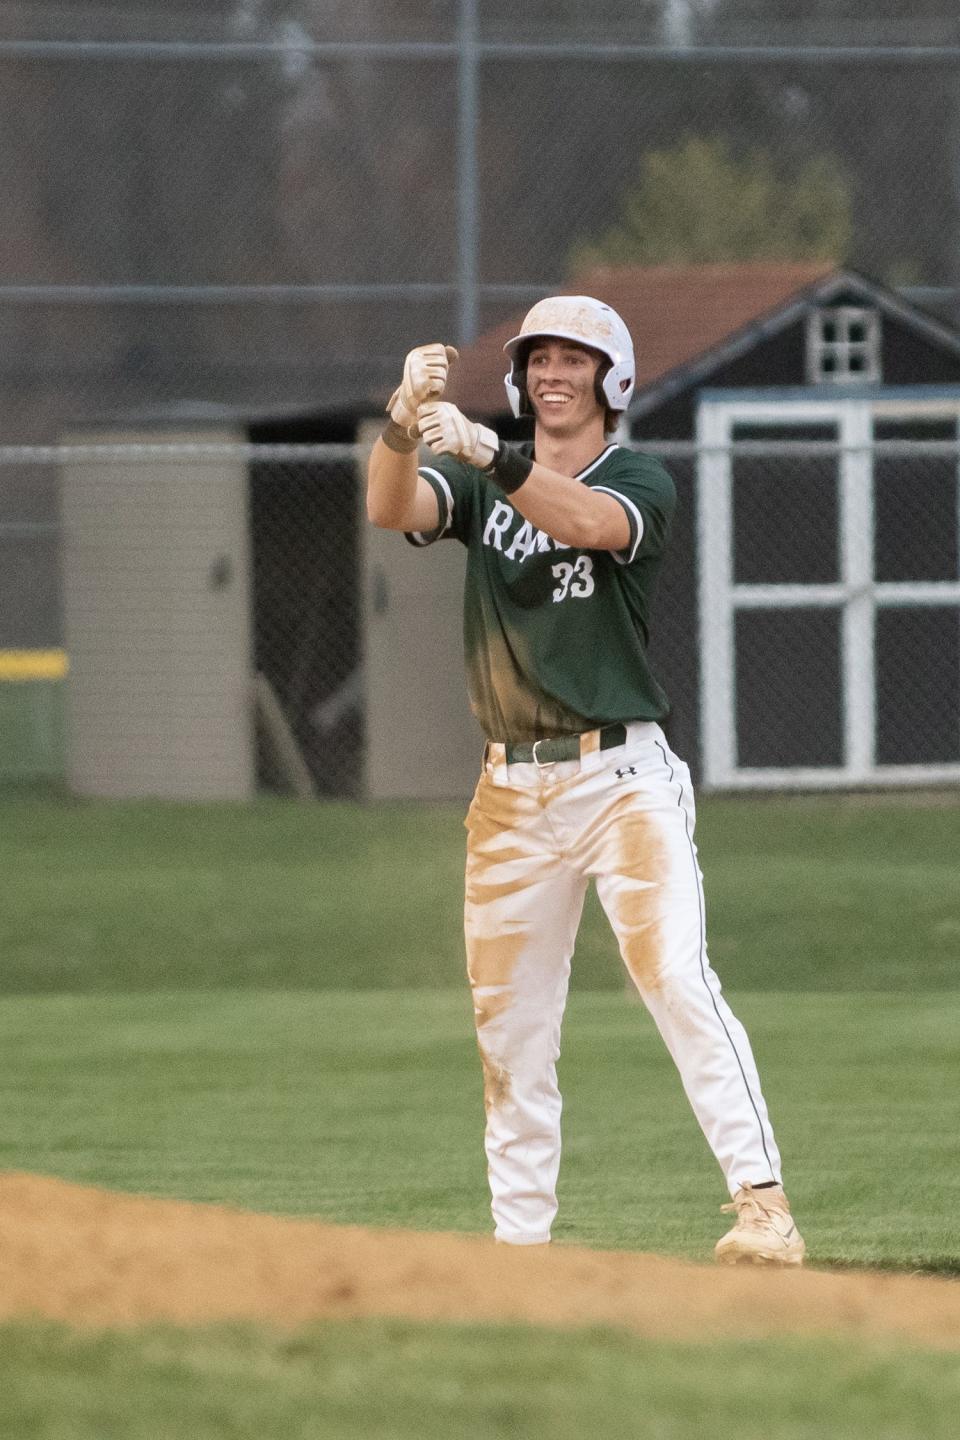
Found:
[482,499,571,562]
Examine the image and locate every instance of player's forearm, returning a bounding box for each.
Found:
[415,401,630,550]
[366,437,421,530]
[507,463,629,551]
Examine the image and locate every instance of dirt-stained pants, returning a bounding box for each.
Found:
[464,721,782,1246]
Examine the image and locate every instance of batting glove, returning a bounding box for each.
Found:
[387,343,459,433]
[417,402,499,470]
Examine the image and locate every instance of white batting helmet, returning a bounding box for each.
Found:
[502,295,636,418]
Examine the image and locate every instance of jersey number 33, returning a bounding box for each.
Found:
[551,555,595,603]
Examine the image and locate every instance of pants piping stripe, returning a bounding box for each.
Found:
[654,740,777,1182]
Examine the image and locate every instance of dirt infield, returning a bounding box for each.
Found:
[1,1171,959,1346]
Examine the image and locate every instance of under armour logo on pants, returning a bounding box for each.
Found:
[615,766,637,778]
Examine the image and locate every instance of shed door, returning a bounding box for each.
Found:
[61,431,254,800]
[697,396,960,789]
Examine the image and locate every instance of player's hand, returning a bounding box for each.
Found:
[387,344,459,432]
[417,402,499,470]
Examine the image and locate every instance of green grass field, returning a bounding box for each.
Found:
[1,987,957,1267]
[4,788,959,993]
[4,1321,960,1440]
[1,789,959,1437]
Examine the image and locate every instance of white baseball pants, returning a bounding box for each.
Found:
[464,721,782,1246]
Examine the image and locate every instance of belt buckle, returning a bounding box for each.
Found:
[531,738,554,768]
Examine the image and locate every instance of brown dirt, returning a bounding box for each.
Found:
[2,1171,960,1347]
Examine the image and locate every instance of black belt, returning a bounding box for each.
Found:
[503,723,627,766]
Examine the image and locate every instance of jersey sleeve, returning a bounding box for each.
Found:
[588,451,676,566]
[405,455,479,548]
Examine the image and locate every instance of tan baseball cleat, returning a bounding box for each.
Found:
[714,1182,806,1267]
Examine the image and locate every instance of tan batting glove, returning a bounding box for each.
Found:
[417,401,499,470]
[386,343,459,433]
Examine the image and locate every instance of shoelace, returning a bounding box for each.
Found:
[720,1187,783,1221]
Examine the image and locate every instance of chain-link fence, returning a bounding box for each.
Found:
[3,16,960,445]
[2,9,959,797]
[2,436,957,798]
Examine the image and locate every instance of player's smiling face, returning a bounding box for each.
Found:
[525,338,605,436]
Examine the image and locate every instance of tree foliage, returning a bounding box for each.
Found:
[570,134,852,270]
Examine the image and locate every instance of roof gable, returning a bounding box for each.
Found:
[445,263,960,419]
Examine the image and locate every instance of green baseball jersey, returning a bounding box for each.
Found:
[409,442,676,743]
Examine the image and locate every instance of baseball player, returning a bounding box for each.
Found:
[366,296,804,1266]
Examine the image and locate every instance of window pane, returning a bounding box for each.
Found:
[874,456,958,582]
[732,460,839,585]
[730,424,839,585]
[735,608,843,768]
[876,607,960,765]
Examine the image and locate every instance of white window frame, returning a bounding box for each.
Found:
[697,393,960,790]
[807,306,882,384]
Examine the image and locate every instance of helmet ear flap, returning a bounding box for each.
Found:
[503,365,530,419]
[504,338,534,419]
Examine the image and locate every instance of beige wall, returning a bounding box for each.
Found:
[60,430,254,799]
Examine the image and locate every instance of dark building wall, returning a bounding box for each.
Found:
[879,316,960,384]
[631,318,811,440]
